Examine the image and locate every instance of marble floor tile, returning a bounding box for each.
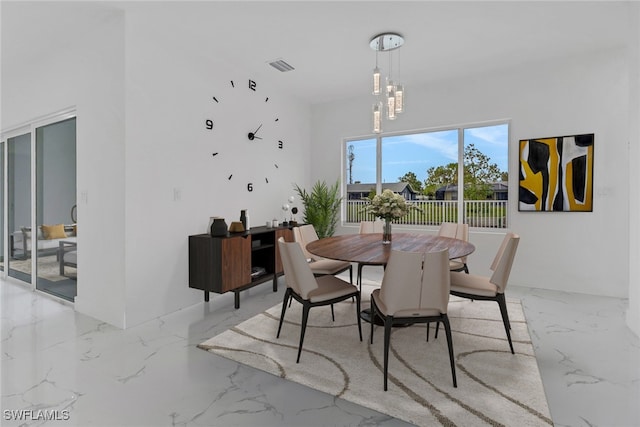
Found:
[2,274,639,427]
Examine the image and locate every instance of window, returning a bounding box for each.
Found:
[345,122,509,228]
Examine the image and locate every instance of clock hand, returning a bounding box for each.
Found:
[247,124,263,141]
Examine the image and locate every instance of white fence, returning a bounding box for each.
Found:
[346,200,508,228]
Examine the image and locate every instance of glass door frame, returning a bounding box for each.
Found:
[1,125,31,284]
[1,107,77,299]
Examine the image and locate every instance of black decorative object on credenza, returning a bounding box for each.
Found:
[210,217,228,237]
[290,207,299,226]
[240,209,250,230]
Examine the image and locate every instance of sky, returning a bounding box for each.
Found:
[347,123,509,185]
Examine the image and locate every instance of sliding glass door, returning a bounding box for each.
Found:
[35,117,77,301]
[2,112,77,302]
[7,132,32,282]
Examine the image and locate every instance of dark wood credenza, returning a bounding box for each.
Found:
[188,226,294,308]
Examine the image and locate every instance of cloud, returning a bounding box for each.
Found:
[384,133,458,161]
[465,124,508,146]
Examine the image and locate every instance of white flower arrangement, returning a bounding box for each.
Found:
[364,189,415,221]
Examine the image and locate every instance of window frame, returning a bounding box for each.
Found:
[343,119,511,229]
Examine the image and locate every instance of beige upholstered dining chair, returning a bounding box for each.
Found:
[438,222,470,273]
[370,249,457,390]
[293,225,353,284]
[276,238,362,363]
[449,232,520,353]
[356,220,384,289]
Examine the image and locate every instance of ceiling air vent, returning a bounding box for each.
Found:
[268,59,295,72]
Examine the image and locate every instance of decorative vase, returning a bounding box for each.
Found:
[240,210,247,230]
[382,219,392,244]
[210,217,228,236]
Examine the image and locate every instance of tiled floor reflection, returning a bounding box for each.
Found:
[2,272,639,427]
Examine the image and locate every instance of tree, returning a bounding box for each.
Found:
[464,143,503,200]
[398,171,423,193]
[423,144,506,200]
[348,145,355,185]
[423,163,458,198]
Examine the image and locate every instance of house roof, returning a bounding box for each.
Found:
[347,182,416,194]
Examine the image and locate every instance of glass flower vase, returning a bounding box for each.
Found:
[382,219,392,244]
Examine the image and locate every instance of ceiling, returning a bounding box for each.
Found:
[1,1,632,106]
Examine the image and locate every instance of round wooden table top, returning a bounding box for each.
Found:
[306,233,475,265]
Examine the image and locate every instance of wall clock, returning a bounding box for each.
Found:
[205,78,284,192]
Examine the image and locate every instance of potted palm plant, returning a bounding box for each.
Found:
[293,180,342,238]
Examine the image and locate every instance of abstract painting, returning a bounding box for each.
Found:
[519,133,594,212]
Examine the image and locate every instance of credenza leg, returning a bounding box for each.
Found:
[234,291,240,309]
[204,291,209,302]
[273,277,278,292]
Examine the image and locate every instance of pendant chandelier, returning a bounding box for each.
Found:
[370,32,405,134]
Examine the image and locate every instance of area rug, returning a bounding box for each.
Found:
[199,282,552,427]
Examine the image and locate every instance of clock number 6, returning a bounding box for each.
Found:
[205,119,213,130]
[247,183,253,192]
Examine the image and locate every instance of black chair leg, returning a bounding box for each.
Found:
[370,299,377,344]
[496,293,514,354]
[355,292,363,341]
[442,315,457,387]
[426,321,441,340]
[426,322,439,341]
[297,303,311,363]
[383,316,393,391]
[277,288,292,338]
[331,304,335,321]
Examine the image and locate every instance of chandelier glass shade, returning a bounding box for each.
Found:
[370,32,405,133]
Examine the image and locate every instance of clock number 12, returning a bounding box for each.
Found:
[248,79,257,91]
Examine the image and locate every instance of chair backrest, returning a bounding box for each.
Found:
[379,249,450,316]
[438,222,469,262]
[437,222,458,238]
[278,237,319,299]
[420,249,451,314]
[359,220,384,234]
[489,233,520,293]
[379,250,424,315]
[293,225,318,260]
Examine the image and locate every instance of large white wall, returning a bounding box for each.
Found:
[122,6,311,327]
[312,47,631,299]
[627,3,640,336]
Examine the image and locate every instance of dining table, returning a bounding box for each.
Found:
[306,232,476,324]
[306,232,475,266]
